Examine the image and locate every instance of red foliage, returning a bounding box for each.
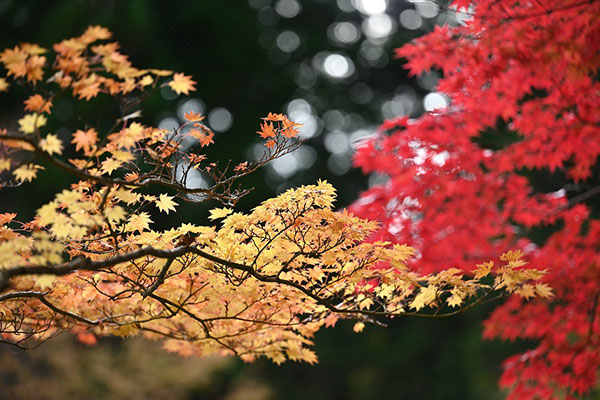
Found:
[350,0,600,397]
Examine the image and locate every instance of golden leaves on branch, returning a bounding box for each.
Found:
[0,180,550,362]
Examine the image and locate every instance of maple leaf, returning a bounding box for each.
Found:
[0,213,16,225]
[188,128,214,147]
[34,274,56,290]
[80,25,112,43]
[125,212,152,233]
[100,158,122,175]
[71,128,98,155]
[155,193,177,214]
[124,172,139,182]
[24,94,52,113]
[208,207,233,220]
[40,133,63,155]
[263,112,286,121]
[104,206,126,223]
[18,113,47,134]
[410,286,437,311]
[0,78,8,92]
[447,288,464,308]
[257,121,276,139]
[13,163,43,182]
[184,110,204,122]
[534,283,553,298]
[234,161,248,172]
[168,73,196,95]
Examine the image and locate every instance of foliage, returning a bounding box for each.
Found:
[350,0,600,398]
[0,27,550,364]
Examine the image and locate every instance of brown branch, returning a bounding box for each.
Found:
[0,133,300,206]
[0,243,502,321]
[142,258,175,298]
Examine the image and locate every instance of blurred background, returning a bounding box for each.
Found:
[0,0,527,398]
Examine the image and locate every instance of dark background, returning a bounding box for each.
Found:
[0,1,528,398]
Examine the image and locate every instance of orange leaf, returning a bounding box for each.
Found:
[71,128,98,155]
[184,110,204,122]
[258,121,276,139]
[0,212,17,224]
[24,94,53,113]
[262,112,286,121]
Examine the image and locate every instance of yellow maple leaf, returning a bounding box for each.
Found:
[168,73,196,95]
[447,288,464,308]
[155,193,177,214]
[34,274,56,290]
[473,261,494,280]
[534,283,553,298]
[0,78,8,92]
[104,205,126,223]
[100,158,122,175]
[0,158,10,172]
[40,133,63,155]
[515,283,536,299]
[500,250,525,262]
[125,212,152,233]
[208,207,233,220]
[13,163,43,182]
[114,188,140,205]
[410,285,437,311]
[18,113,47,134]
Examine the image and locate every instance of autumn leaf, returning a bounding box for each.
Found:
[24,94,52,113]
[208,207,233,220]
[34,274,56,290]
[184,110,204,122]
[71,128,98,155]
[13,163,43,182]
[100,158,122,175]
[168,73,196,95]
[104,206,126,223]
[40,133,63,155]
[234,161,248,172]
[263,112,286,121]
[0,78,8,92]
[410,286,437,311]
[18,113,47,134]
[0,212,16,225]
[155,193,177,214]
[125,212,153,233]
[257,121,276,139]
[534,283,553,298]
[353,322,365,333]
